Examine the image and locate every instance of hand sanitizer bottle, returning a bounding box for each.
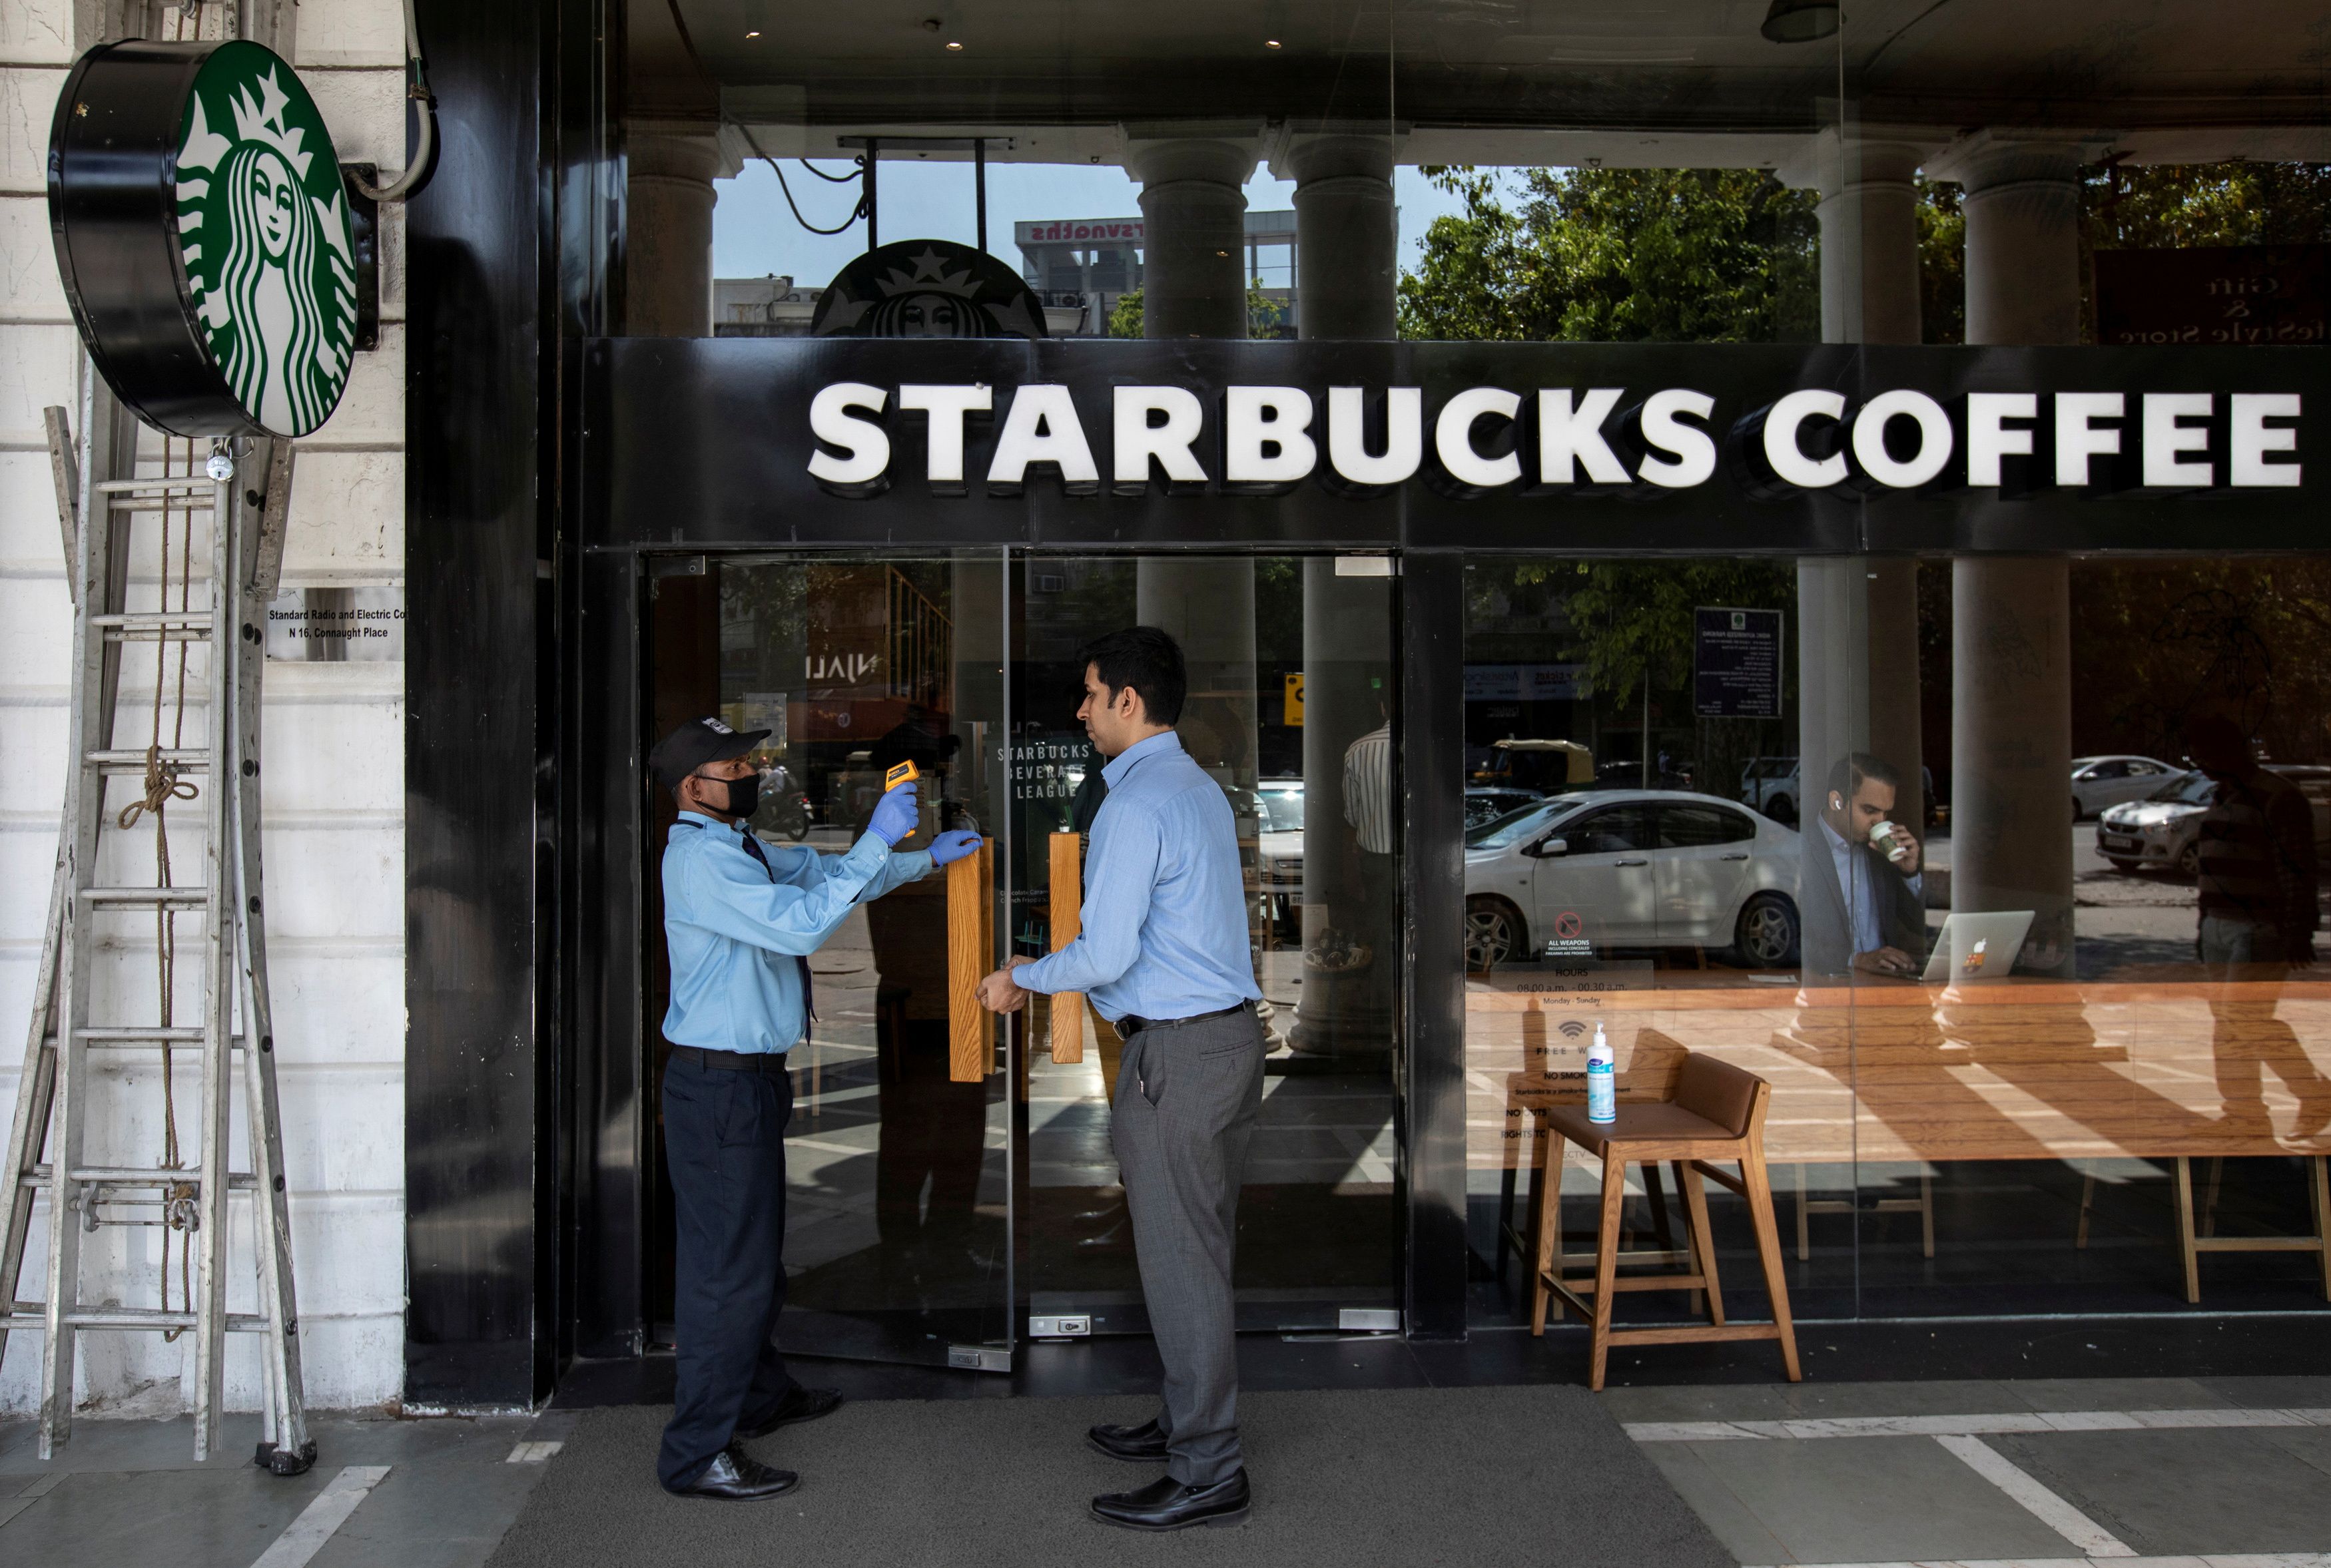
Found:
[1586,1023,1616,1124]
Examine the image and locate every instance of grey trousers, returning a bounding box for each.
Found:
[1111,1005,1265,1487]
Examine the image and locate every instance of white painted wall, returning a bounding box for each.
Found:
[0,2,409,1415]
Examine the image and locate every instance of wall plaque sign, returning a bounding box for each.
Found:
[50,39,358,437]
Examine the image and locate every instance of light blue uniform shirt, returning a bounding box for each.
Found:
[1018,731,1260,1023]
[661,812,931,1053]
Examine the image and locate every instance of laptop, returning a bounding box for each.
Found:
[1921,910,2035,983]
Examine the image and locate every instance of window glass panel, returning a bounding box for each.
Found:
[1565,807,1655,856]
[1661,805,1756,848]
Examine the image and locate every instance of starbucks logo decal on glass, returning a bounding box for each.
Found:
[173,47,356,436]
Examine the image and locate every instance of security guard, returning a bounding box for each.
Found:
[648,716,981,1501]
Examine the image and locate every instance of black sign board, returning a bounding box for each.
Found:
[811,239,1048,339]
[2095,246,2329,350]
[586,338,2330,556]
[1694,607,1784,718]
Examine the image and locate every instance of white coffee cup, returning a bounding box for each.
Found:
[1869,820,1911,863]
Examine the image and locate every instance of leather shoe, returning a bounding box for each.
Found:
[1087,1417,1169,1463]
[669,1445,798,1501]
[735,1385,842,1440]
[1091,1469,1250,1531]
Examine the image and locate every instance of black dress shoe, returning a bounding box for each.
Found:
[1091,1470,1250,1531]
[669,1445,799,1501]
[735,1385,843,1441]
[1087,1417,1170,1463]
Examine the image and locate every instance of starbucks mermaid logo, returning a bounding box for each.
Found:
[171,47,356,436]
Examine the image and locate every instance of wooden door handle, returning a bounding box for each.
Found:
[1049,830,1085,1063]
[946,837,994,1083]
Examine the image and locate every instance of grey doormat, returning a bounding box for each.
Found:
[484,1385,1733,1568]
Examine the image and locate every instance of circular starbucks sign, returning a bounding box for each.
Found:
[51,39,357,438]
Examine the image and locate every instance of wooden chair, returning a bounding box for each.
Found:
[1530,1052,1802,1391]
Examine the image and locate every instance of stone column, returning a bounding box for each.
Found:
[1286,132,1399,340]
[1135,561,1259,791]
[1935,135,2087,975]
[1792,135,1932,941]
[1126,138,1259,788]
[1126,133,1261,784]
[627,134,720,336]
[1283,132,1399,1050]
[1124,136,1254,340]
[1120,136,1269,1025]
[1814,136,1926,348]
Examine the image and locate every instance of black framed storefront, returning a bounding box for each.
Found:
[403,0,2331,1409]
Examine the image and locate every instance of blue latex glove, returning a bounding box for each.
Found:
[868,780,919,846]
[929,829,982,868]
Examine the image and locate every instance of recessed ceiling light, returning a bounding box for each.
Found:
[945,39,964,51]
[746,29,760,37]
[1265,38,1282,48]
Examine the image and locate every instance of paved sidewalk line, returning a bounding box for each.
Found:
[1743,1557,2331,1568]
[246,1465,392,1568]
[1935,1434,2134,1558]
[506,1441,565,1463]
[1627,1408,2331,1443]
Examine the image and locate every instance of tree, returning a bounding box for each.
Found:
[1106,282,1291,339]
[1106,286,1144,338]
[1397,166,1821,344]
[1404,168,1818,781]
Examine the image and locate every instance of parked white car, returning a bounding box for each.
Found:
[1740,756,1801,824]
[1464,790,1802,969]
[2097,764,2331,875]
[2071,754,2176,820]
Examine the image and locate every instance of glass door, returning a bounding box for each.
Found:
[643,551,1013,1370]
[1010,554,1404,1340]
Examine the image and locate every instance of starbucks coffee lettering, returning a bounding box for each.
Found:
[807,379,2304,500]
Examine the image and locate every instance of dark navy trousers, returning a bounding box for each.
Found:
[657,1051,803,1491]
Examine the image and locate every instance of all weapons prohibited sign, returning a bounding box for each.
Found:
[51,39,357,438]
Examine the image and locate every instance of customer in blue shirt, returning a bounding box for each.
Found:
[649,715,979,1502]
[978,627,1264,1533]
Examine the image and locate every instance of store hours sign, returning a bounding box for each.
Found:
[50,39,358,437]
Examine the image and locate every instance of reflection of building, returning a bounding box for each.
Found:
[720,564,952,756]
[714,272,1087,336]
[712,273,815,335]
[1014,209,1299,336]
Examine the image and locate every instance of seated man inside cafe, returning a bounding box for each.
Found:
[1804,751,1927,979]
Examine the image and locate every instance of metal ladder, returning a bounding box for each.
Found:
[0,395,312,1473]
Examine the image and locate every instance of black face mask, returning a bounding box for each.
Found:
[699,770,759,820]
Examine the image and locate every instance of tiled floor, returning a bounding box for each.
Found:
[1610,1375,2331,1567]
[5,1373,2330,1566]
[0,1408,575,1568]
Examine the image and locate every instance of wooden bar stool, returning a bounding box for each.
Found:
[1529,1052,1802,1391]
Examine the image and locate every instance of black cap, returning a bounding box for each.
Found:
[647,716,771,791]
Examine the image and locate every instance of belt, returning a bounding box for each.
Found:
[669,1043,791,1073]
[1114,999,1253,1038]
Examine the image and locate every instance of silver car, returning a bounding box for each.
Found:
[2097,764,2331,876]
[1464,790,1802,969]
[2071,754,2177,820]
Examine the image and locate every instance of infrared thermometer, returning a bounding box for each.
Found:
[884,760,920,791]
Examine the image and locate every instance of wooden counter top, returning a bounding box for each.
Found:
[1466,966,2331,1166]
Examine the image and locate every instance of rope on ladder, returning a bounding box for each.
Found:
[113,437,205,1338]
